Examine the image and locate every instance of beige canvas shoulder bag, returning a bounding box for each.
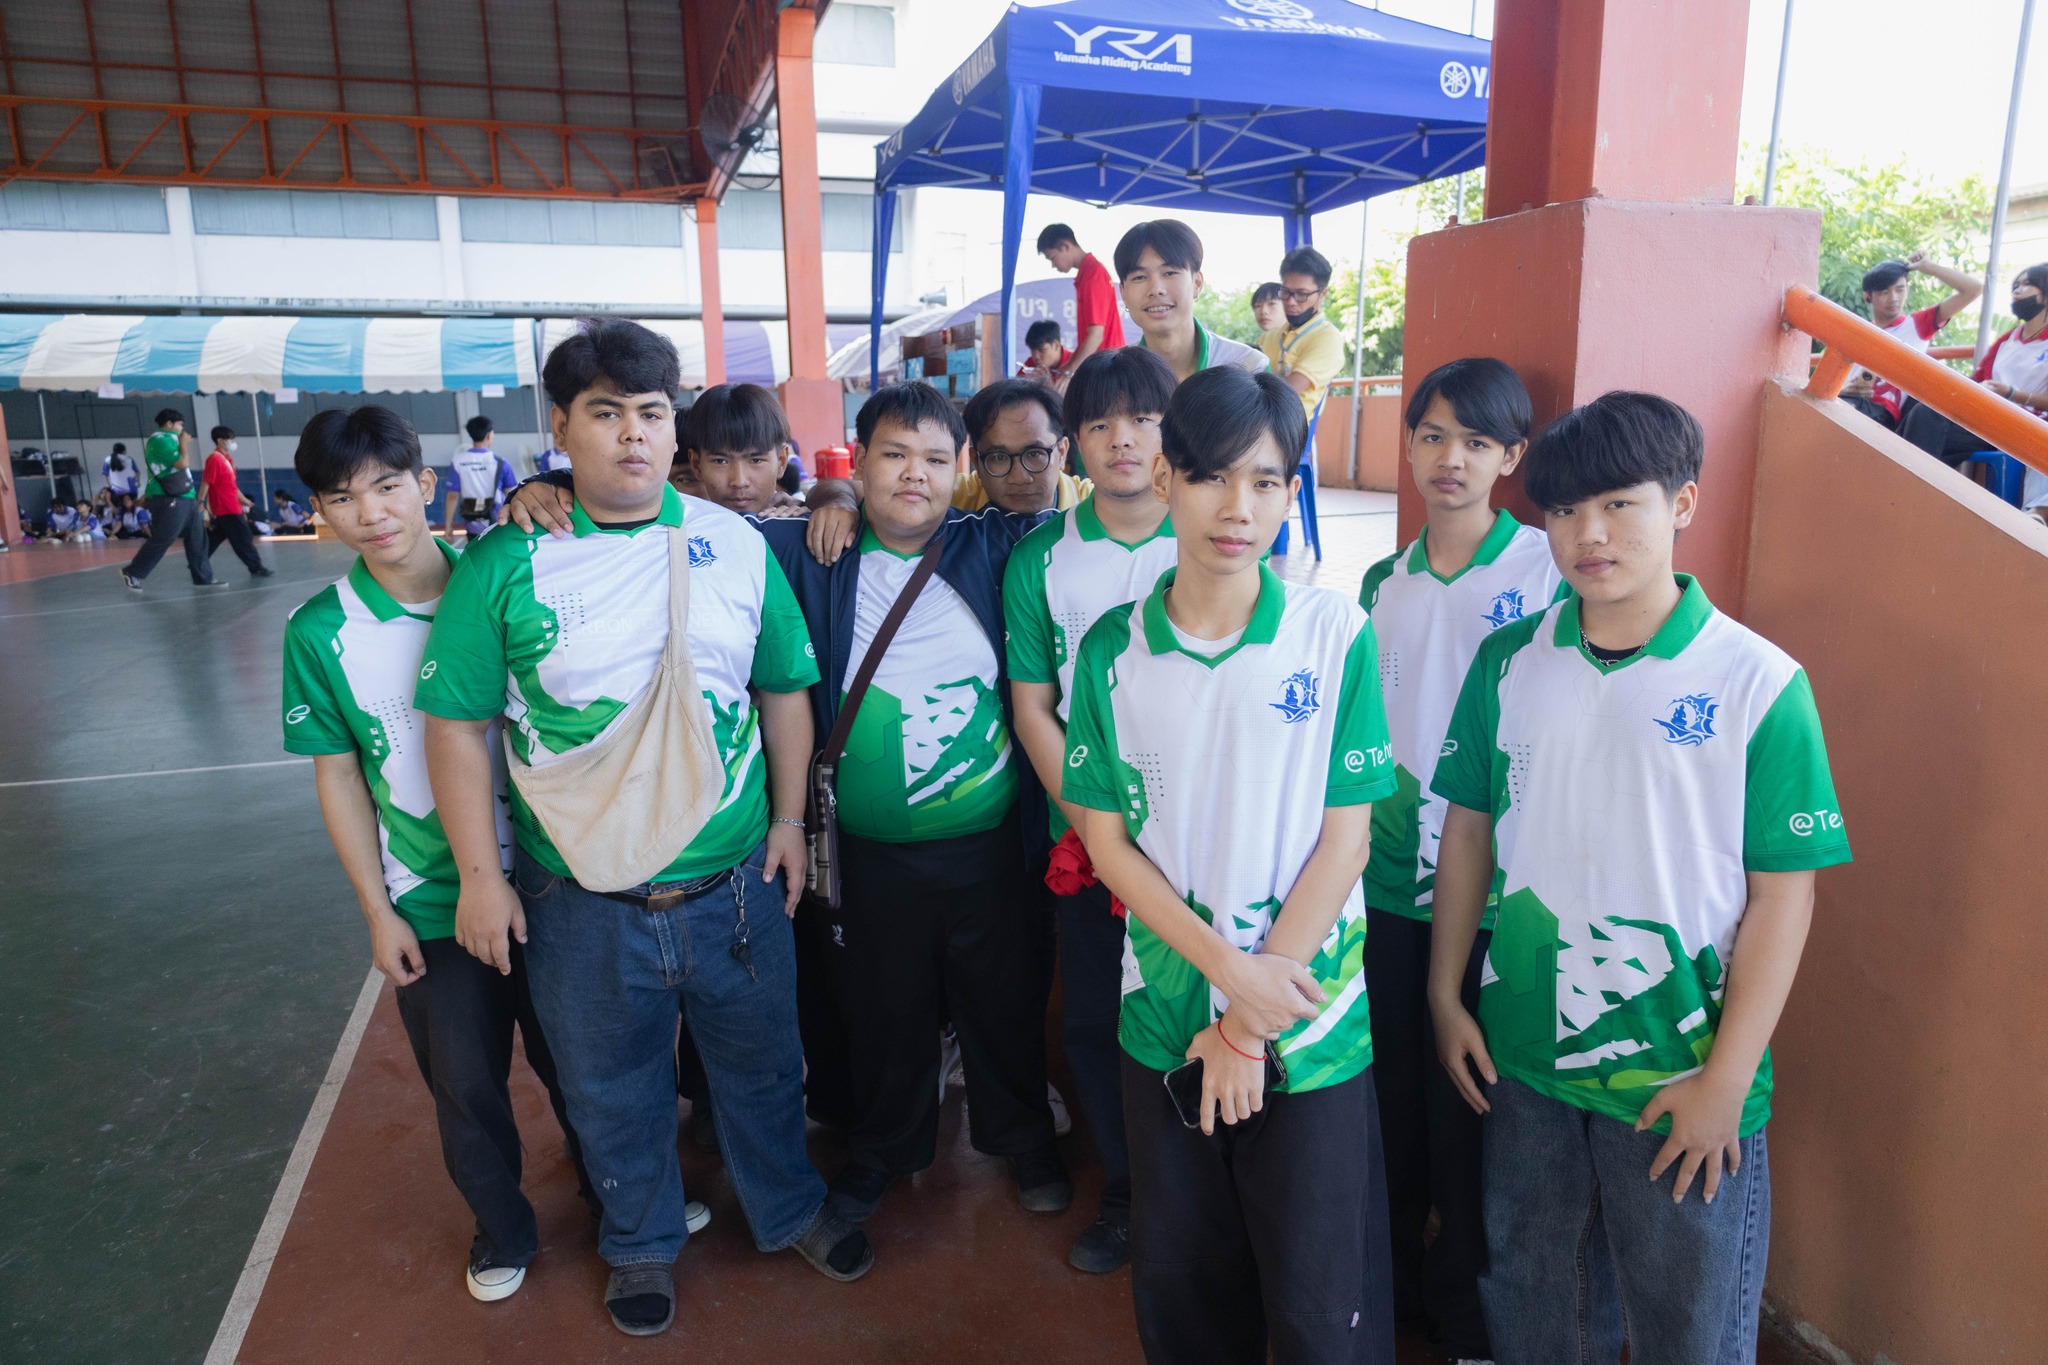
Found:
[504,523,723,892]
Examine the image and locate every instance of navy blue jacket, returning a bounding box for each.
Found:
[758,505,1053,869]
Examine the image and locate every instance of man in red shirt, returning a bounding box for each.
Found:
[1038,224,1124,381]
[202,425,273,578]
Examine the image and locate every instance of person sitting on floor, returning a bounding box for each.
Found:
[271,489,316,534]
[45,502,80,539]
[116,495,152,540]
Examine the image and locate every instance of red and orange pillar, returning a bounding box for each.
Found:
[775,3,841,457]
[696,197,727,387]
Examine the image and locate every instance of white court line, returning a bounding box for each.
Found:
[204,967,384,1365]
[0,759,311,789]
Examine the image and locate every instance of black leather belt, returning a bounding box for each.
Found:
[594,868,731,913]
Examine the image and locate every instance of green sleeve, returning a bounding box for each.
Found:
[1431,625,1517,814]
[280,605,355,756]
[1358,549,1399,613]
[1002,524,1058,686]
[1551,577,1574,605]
[414,542,511,720]
[750,552,822,693]
[1743,669,1852,871]
[1326,618,1397,805]
[1059,607,1133,814]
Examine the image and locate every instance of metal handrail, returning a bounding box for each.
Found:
[1786,286,2048,477]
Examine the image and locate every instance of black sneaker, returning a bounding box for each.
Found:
[252,567,275,578]
[1068,1215,1131,1273]
[826,1163,893,1223]
[121,572,143,591]
[792,1204,875,1282]
[193,578,228,589]
[465,1253,526,1302]
[604,1263,675,1336]
[1011,1143,1072,1214]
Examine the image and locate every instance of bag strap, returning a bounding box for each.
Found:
[818,526,946,767]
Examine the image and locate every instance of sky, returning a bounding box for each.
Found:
[904,0,2045,298]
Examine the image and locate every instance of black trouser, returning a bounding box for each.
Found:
[793,895,857,1129]
[1365,908,1491,1360]
[823,817,1055,1176]
[393,935,595,1267]
[1124,1055,1395,1365]
[125,495,215,583]
[1058,880,1130,1221]
[1900,403,1993,467]
[206,511,267,574]
[1843,395,1899,430]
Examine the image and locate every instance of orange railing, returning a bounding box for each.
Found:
[1787,286,2048,476]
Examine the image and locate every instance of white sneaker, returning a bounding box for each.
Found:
[939,1028,963,1099]
[465,1259,526,1302]
[1048,1083,1072,1138]
[686,1199,712,1234]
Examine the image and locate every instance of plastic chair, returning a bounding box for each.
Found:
[1271,394,1326,560]
[1973,451,2027,507]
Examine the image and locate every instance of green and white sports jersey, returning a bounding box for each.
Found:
[281,540,513,939]
[1003,497,1178,838]
[1063,564,1398,1091]
[1432,575,1850,1136]
[143,428,192,499]
[1359,511,1562,921]
[414,486,819,883]
[837,527,1018,842]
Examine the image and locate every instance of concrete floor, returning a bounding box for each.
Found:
[0,506,1822,1365]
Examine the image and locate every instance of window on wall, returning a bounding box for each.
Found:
[816,3,896,66]
[717,186,900,253]
[189,189,439,239]
[258,390,459,438]
[0,183,169,233]
[460,199,682,247]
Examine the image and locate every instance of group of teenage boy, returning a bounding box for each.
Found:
[281,213,1850,1365]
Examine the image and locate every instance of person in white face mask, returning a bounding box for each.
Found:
[203,424,274,578]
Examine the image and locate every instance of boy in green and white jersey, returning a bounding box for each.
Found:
[280,404,592,1306]
[1429,392,1851,1365]
[1065,366,1400,1363]
[1004,345,1180,1274]
[123,407,222,589]
[1355,358,1558,1361]
[416,320,871,1338]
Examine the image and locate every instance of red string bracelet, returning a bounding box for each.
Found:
[1218,1026,1263,1062]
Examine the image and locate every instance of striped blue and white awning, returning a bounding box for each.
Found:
[0,314,538,394]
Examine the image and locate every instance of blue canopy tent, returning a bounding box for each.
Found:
[870,0,1490,382]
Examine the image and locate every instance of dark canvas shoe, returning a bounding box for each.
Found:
[792,1205,875,1282]
[1067,1215,1131,1274]
[604,1264,675,1336]
[465,1249,525,1302]
[826,1163,893,1223]
[1011,1144,1072,1214]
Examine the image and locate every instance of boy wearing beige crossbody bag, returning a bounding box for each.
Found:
[418,320,873,1340]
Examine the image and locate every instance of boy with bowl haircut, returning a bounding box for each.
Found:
[1429,391,1851,1364]
[1064,365,1399,1363]
[280,404,594,1305]
[685,382,808,518]
[1356,357,1560,1361]
[1004,345,1181,1274]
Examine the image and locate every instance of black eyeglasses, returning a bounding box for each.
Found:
[978,445,1056,475]
[1279,286,1323,305]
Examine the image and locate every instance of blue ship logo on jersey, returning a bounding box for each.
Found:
[1655,694,1719,746]
[1482,587,1528,629]
[1271,669,1321,724]
[687,535,717,567]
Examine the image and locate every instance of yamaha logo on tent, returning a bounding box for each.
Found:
[1053,22,1194,75]
[1227,0,1315,17]
[1439,60,1489,98]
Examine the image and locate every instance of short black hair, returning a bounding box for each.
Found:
[1159,366,1305,479]
[1403,357,1533,449]
[1036,223,1078,253]
[2013,262,2048,297]
[1062,346,1177,433]
[962,379,1065,449]
[274,488,292,500]
[1251,282,1284,306]
[1522,391,1704,510]
[1024,320,1064,352]
[685,382,790,456]
[211,425,235,445]
[542,316,682,411]
[465,414,493,444]
[1862,261,1911,295]
[855,382,969,452]
[1279,246,1332,289]
[154,408,182,427]
[294,405,425,495]
[1114,219,1203,280]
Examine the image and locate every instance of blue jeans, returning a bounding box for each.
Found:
[515,844,825,1267]
[1479,1077,1770,1365]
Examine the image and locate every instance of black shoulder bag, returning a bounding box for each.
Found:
[806,529,946,908]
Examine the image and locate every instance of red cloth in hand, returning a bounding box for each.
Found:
[1044,828,1127,918]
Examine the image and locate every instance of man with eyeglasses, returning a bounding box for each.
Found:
[1257,246,1347,428]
